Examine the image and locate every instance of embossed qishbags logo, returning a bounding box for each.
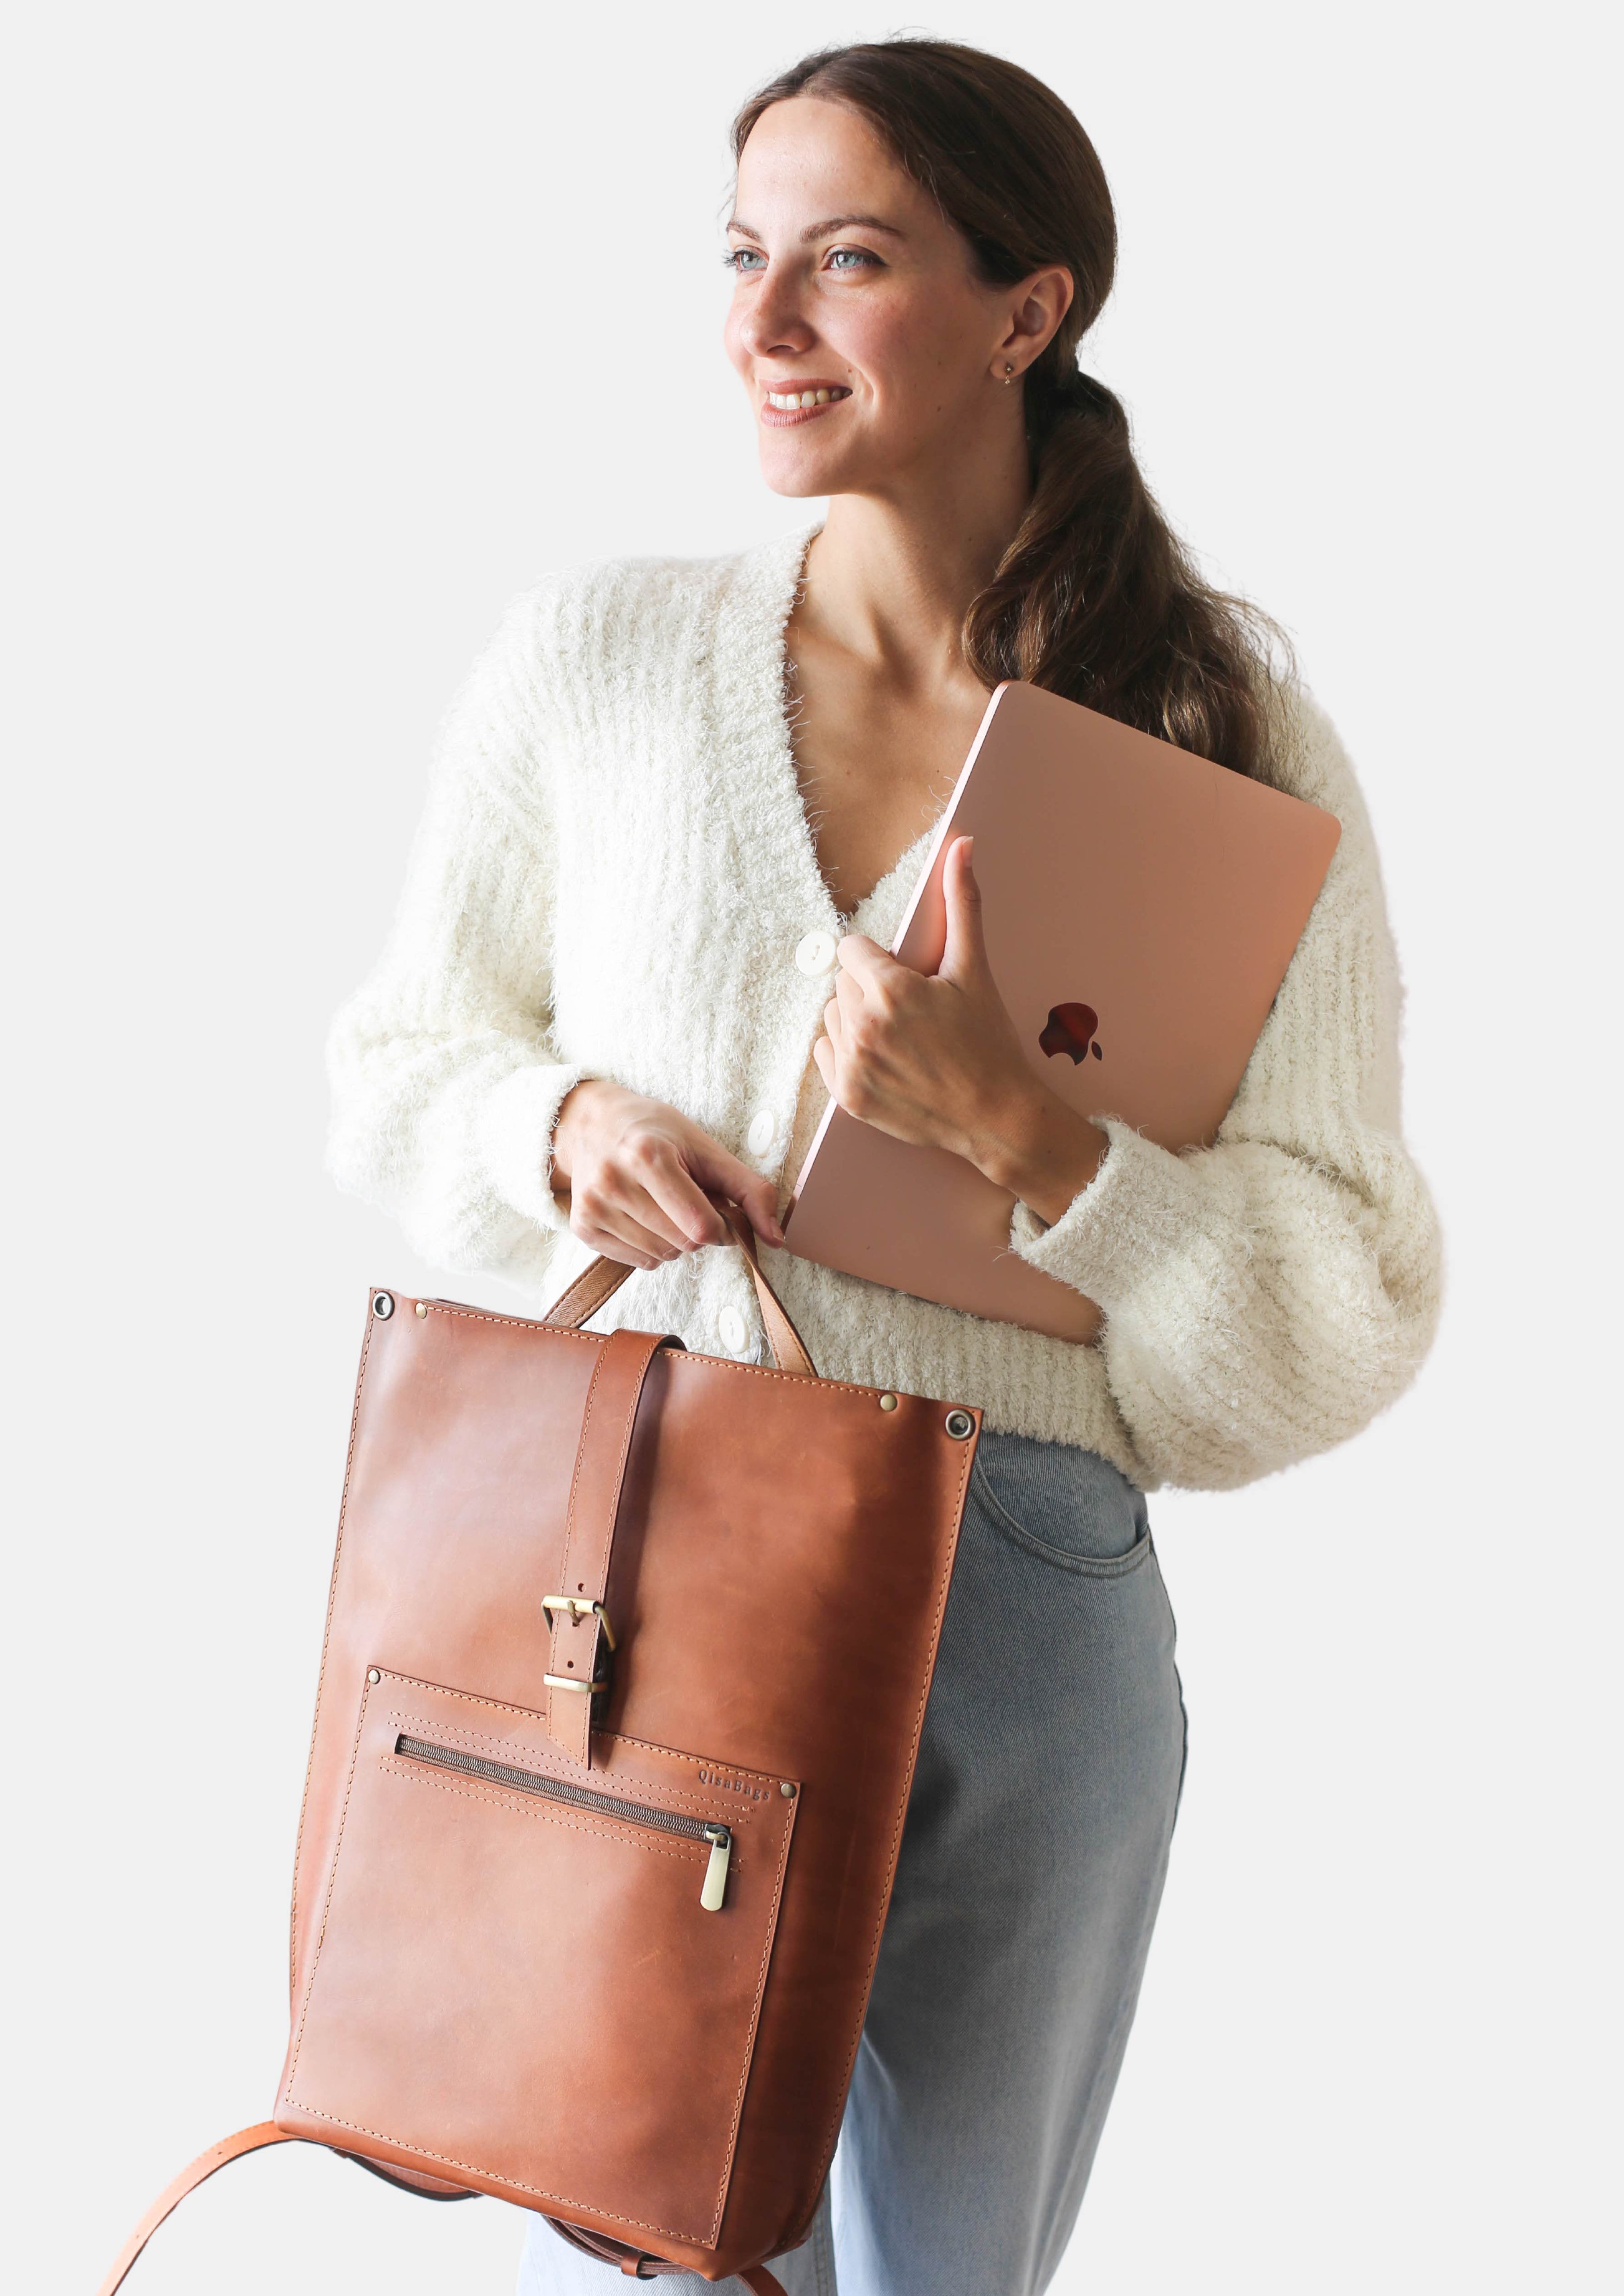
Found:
[1038,1003,1104,1064]
[697,1766,771,1803]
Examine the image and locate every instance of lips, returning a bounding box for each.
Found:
[759,383,852,428]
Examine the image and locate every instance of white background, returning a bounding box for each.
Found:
[4,4,1618,2291]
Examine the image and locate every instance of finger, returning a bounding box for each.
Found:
[687,1137,787,1246]
[618,1150,732,1251]
[822,992,846,1050]
[812,1033,835,1091]
[833,967,869,1024]
[732,1170,787,1248]
[940,835,988,983]
[568,1201,671,1271]
[834,932,901,990]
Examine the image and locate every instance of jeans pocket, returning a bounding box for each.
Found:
[970,1431,1152,1577]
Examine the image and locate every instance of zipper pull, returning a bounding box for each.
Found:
[700,1824,732,1911]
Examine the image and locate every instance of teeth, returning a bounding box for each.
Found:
[767,389,842,410]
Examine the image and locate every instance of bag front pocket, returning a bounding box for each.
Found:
[281,1670,798,2249]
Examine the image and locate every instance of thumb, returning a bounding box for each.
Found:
[940,835,989,985]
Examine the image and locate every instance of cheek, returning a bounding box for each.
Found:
[830,296,918,386]
[837,288,984,419]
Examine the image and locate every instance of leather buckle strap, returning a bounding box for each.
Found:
[541,1593,617,1647]
[544,1326,681,1766]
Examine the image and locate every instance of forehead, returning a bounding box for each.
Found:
[733,95,937,230]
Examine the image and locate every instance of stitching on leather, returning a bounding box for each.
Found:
[371,1675,785,1811]
[290,1316,958,2246]
[707,1767,798,2243]
[572,1335,665,1639]
[609,1725,784,1791]
[381,1726,762,1827]
[282,1693,791,2248]
[596,1338,667,1591]
[288,1304,375,1999]
[551,1338,613,1745]
[561,1340,611,1566]
[420,1296,932,1408]
[376,1760,720,1868]
[373,1671,781,1786]
[286,1675,375,2086]
[802,1421,979,2211]
[416,1301,597,1344]
[275,2097,713,2244]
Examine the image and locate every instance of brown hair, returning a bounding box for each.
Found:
[732,39,1287,779]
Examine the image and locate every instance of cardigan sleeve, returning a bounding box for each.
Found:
[1007,680,1443,1490]
[324,594,587,1288]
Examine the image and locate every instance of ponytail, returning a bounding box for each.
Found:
[965,368,1283,779]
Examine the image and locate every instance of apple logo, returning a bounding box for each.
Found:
[1040,1003,1104,1064]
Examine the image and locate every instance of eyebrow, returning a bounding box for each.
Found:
[726,214,908,245]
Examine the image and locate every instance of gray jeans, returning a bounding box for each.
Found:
[518,1432,1188,2296]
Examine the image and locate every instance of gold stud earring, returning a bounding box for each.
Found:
[1003,363,1016,385]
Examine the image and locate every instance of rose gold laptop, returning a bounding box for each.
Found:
[781,680,1341,1342]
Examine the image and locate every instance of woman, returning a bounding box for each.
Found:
[327,38,1441,2296]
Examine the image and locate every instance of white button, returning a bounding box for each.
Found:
[747,1108,777,1156]
[717,1304,749,1356]
[795,929,837,976]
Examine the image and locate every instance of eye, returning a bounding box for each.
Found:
[724,245,767,274]
[826,246,882,273]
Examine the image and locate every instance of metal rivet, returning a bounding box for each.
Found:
[367,1668,381,1685]
[780,1781,797,1798]
[945,1409,974,1440]
[415,1301,428,1317]
[371,1291,394,1319]
[878,1392,898,1412]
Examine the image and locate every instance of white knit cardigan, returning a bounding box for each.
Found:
[326,525,1441,1492]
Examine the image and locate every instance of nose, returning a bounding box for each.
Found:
[739,267,816,362]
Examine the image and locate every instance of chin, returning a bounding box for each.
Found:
[757,444,862,500]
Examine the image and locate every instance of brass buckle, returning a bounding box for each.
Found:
[541,1595,617,1651]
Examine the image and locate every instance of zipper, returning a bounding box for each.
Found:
[393,1732,732,1910]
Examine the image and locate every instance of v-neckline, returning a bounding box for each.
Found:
[845,820,938,940]
[749,520,948,942]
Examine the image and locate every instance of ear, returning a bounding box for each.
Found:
[991,265,1074,384]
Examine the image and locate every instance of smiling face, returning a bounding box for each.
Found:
[725,96,1068,503]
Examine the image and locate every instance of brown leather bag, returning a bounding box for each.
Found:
[99,1224,980,2291]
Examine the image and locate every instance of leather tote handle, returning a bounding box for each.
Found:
[544,1203,818,1381]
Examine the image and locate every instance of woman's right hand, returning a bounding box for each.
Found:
[550,1080,785,1271]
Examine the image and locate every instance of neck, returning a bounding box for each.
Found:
[796,425,1032,694]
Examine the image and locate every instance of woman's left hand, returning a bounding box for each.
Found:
[813,835,1108,1226]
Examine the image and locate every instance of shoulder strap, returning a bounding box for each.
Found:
[96,2124,302,2296]
[99,2127,788,2294]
